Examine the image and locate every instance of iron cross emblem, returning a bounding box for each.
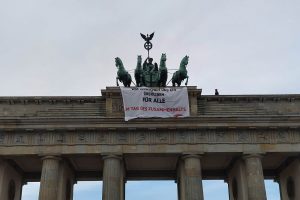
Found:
[140,32,155,58]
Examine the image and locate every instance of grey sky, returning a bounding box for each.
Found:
[1,0,299,96]
[1,0,299,199]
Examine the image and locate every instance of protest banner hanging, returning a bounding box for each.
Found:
[120,87,190,121]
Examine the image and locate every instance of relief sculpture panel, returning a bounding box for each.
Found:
[0,129,298,146]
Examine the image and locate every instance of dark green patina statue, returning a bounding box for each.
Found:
[134,55,143,87]
[171,55,189,86]
[158,53,168,87]
[115,33,189,87]
[133,53,168,87]
[142,57,159,87]
[115,57,132,87]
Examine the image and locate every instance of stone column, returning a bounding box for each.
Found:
[243,154,267,200]
[178,154,204,200]
[39,156,61,200]
[102,155,124,200]
[227,159,248,200]
[0,159,23,200]
[120,166,126,200]
[177,161,183,200]
[57,161,75,200]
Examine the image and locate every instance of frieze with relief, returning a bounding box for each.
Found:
[0,129,299,146]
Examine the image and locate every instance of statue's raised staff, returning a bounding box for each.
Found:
[158,53,168,87]
[171,55,189,86]
[115,57,132,87]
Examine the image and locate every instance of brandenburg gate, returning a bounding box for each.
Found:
[0,86,300,200]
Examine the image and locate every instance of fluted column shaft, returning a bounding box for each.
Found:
[179,155,204,200]
[243,154,267,200]
[102,155,123,200]
[39,156,61,200]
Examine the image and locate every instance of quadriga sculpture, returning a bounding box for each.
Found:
[115,57,132,87]
[171,55,189,86]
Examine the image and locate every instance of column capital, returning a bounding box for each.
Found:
[102,154,123,161]
[181,153,203,160]
[40,155,62,161]
[242,153,264,160]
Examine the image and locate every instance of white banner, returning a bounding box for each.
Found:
[120,87,190,121]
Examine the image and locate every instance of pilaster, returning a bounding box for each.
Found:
[278,158,300,200]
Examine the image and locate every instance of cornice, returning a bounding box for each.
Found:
[200,94,300,103]
[101,86,202,98]
[0,115,300,130]
[1,94,300,105]
[0,96,104,105]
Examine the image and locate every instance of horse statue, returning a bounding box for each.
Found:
[115,57,132,87]
[158,53,168,87]
[171,55,189,86]
[134,55,143,87]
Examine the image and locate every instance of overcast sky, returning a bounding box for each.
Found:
[1,0,299,96]
[1,0,299,199]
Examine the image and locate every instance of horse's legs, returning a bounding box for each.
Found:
[126,79,131,87]
[172,72,177,87]
[116,77,119,86]
[185,76,189,86]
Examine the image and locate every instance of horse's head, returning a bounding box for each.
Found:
[161,53,167,62]
[115,57,123,69]
[137,55,142,64]
[181,55,189,67]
